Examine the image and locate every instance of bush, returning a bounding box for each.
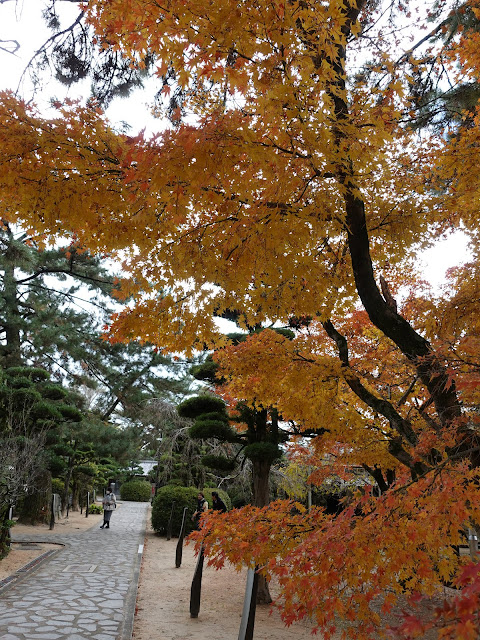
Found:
[201,454,236,472]
[51,478,65,494]
[243,442,282,463]
[120,480,152,502]
[151,485,232,536]
[152,485,200,536]
[88,503,103,514]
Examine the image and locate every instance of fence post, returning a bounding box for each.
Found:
[167,501,176,541]
[238,567,259,640]
[190,544,204,618]
[175,507,188,568]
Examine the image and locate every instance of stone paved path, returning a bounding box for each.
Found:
[0,500,148,640]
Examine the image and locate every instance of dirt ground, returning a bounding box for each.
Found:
[132,512,319,640]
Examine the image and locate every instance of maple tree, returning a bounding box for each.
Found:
[1,0,480,635]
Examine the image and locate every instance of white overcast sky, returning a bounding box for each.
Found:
[1,0,471,292]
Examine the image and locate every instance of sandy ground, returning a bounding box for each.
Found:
[132,512,319,640]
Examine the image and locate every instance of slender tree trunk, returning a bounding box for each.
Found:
[0,504,12,558]
[322,0,467,466]
[61,458,74,516]
[17,470,51,524]
[2,256,22,367]
[252,458,273,604]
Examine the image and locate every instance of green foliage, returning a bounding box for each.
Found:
[177,394,226,419]
[87,503,103,514]
[10,387,42,406]
[198,411,229,424]
[51,477,65,494]
[151,485,199,535]
[189,419,238,442]
[56,404,83,422]
[201,454,236,472]
[190,355,219,382]
[0,517,14,560]
[120,479,152,502]
[243,442,282,463]
[30,401,63,421]
[41,384,69,401]
[6,367,49,383]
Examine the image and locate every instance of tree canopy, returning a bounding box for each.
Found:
[2,0,480,636]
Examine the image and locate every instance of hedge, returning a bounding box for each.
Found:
[151,485,231,536]
[120,480,152,502]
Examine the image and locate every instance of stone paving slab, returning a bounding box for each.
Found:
[0,501,148,640]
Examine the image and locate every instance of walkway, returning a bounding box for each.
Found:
[0,500,149,640]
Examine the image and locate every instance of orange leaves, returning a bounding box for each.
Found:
[191,464,480,638]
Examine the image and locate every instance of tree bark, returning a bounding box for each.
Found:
[252,457,273,604]
[2,236,22,367]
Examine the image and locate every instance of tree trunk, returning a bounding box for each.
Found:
[323,0,465,464]
[61,459,74,516]
[0,504,12,559]
[17,470,51,524]
[2,252,22,367]
[252,458,273,604]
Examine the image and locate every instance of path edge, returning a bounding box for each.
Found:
[118,502,149,640]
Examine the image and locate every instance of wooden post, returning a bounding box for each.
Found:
[238,567,259,640]
[190,544,204,618]
[167,501,176,541]
[468,527,478,559]
[49,494,55,530]
[7,505,13,544]
[175,507,188,568]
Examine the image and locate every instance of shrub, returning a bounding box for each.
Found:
[152,485,199,536]
[120,480,152,502]
[201,454,236,472]
[88,503,103,514]
[243,442,282,463]
[51,478,65,494]
[151,485,232,536]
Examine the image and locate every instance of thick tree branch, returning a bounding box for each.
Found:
[322,320,429,477]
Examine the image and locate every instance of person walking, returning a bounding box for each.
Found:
[100,488,116,529]
[211,491,227,513]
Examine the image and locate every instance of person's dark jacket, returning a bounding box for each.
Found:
[212,496,227,513]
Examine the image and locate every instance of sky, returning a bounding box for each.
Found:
[1,0,160,133]
[0,0,471,294]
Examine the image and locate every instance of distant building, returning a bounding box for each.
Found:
[136,459,157,479]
